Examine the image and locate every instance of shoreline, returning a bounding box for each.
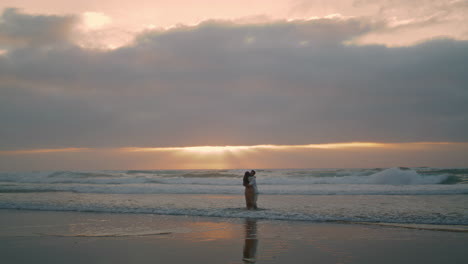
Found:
[1,207,468,233]
[1,209,468,264]
[336,221,468,233]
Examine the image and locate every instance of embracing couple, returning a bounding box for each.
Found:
[243,170,258,210]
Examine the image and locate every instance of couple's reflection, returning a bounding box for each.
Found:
[242,219,258,263]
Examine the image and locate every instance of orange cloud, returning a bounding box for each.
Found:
[118,142,427,153]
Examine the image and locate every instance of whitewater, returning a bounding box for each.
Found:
[1,167,467,226]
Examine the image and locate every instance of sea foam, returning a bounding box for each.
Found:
[0,167,465,195]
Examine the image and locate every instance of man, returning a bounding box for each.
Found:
[244,171,253,209]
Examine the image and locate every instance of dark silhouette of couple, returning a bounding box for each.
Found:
[243,170,258,210]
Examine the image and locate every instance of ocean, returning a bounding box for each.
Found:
[1,167,467,226]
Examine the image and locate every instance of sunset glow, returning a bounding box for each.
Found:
[122,145,253,154]
[2,142,456,156]
[119,142,428,154]
[119,142,387,155]
[1,142,466,170]
[82,12,112,30]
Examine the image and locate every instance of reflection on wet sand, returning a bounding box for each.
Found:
[243,219,258,263]
[186,222,237,241]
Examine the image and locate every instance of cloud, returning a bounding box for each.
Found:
[352,0,468,46]
[0,9,467,151]
[0,8,77,49]
[291,0,468,46]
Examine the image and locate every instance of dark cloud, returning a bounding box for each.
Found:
[0,9,467,150]
[0,8,77,49]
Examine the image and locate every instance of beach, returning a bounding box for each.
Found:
[2,2,468,262]
[1,209,467,264]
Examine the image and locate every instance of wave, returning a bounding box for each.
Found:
[1,203,467,226]
[0,168,457,186]
[1,167,466,196]
[342,222,468,233]
[1,182,467,195]
[364,167,447,185]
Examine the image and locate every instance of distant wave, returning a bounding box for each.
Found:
[1,167,467,195]
[0,168,457,186]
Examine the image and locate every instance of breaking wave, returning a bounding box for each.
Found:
[0,167,466,195]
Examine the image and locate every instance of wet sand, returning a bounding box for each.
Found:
[1,209,467,264]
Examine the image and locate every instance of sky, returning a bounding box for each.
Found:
[0,0,467,170]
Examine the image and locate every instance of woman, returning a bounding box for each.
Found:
[249,170,258,210]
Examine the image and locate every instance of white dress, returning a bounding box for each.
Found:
[249,176,258,194]
[249,176,258,206]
